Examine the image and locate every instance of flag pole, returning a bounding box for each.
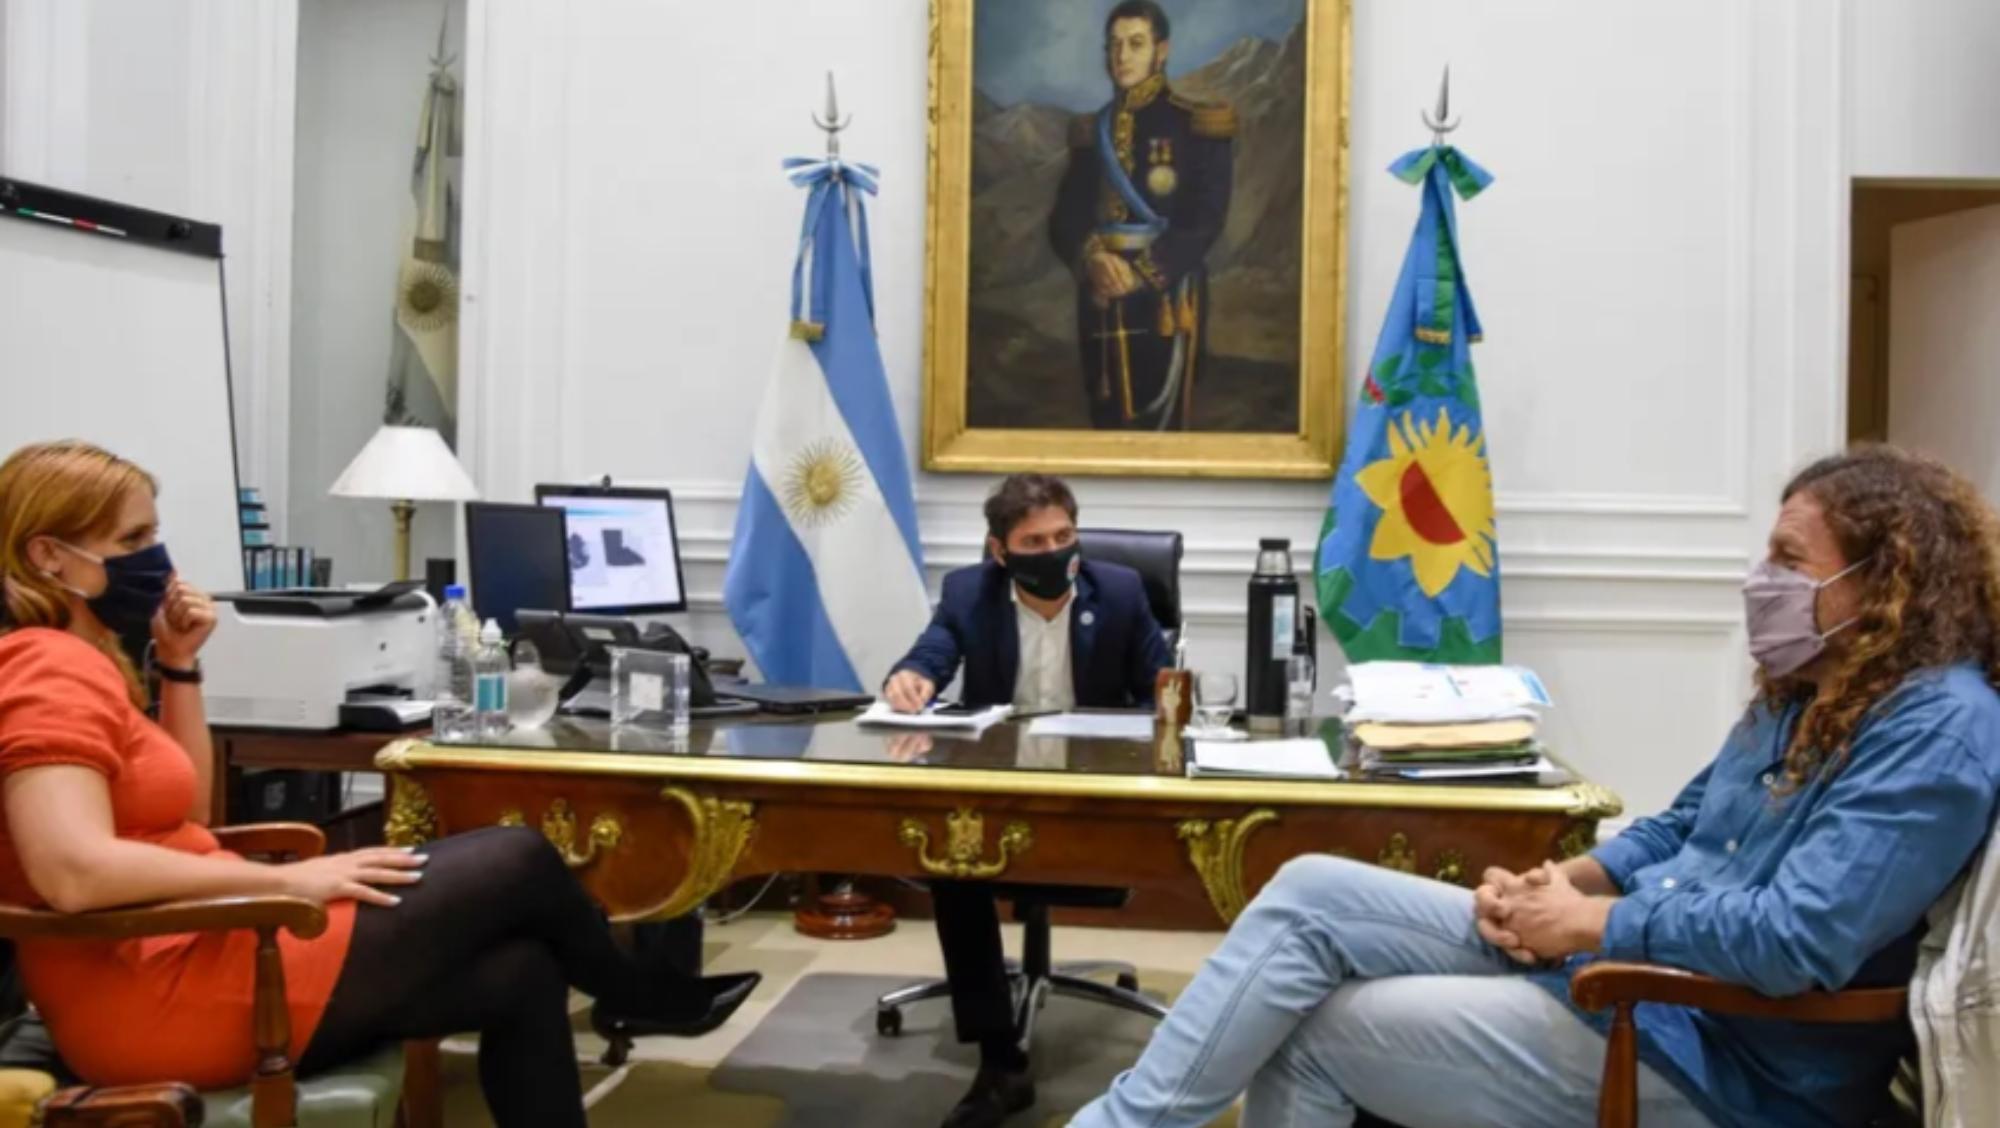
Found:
[797,71,899,939]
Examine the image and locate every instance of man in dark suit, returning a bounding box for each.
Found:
[885,473,1170,1128]
[1047,0,1235,432]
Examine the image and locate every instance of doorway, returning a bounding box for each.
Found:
[1847,183,2000,465]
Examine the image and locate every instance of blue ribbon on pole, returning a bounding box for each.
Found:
[783,157,881,332]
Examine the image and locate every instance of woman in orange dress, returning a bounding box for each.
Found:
[0,440,757,1126]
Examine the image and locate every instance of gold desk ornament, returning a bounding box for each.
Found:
[542,799,625,870]
[1177,809,1280,924]
[1433,848,1468,886]
[900,807,1033,880]
[1378,832,1418,874]
[375,738,421,771]
[1565,782,1623,821]
[649,787,758,921]
[1557,822,1598,861]
[384,774,437,848]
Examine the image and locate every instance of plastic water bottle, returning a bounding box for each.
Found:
[473,619,511,739]
[432,585,477,741]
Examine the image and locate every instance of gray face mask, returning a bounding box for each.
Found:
[1743,557,1868,678]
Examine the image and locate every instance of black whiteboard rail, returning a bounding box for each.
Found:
[0,177,222,259]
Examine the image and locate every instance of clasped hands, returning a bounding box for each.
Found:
[1473,861,1614,966]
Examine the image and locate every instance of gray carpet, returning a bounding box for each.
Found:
[709,971,1223,1128]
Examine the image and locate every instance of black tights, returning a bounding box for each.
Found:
[298,826,694,1128]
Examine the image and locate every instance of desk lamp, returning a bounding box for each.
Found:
[329,425,480,581]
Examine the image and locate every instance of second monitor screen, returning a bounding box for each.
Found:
[537,490,686,613]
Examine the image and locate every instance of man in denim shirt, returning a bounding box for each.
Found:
[1070,449,2000,1128]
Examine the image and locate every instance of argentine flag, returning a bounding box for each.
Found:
[723,157,929,691]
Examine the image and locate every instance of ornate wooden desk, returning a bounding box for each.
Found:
[376,716,1622,926]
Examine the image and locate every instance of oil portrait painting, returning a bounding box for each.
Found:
[925,0,1348,478]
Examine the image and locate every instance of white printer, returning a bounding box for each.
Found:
[204,584,436,730]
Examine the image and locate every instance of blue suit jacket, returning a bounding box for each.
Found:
[890,560,1170,709]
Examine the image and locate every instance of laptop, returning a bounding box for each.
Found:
[716,684,874,715]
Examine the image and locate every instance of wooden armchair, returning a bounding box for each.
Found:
[0,823,425,1128]
[1570,961,1913,1128]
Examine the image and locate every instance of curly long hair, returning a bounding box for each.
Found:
[0,440,158,706]
[1760,446,2000,791]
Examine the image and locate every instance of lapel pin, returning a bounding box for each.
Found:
[1081,610,1096,627]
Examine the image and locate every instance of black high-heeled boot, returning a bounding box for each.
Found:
[591,971,762,1066]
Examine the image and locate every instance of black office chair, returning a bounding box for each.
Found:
[1075,528,1184,651]
[874,529,1184,1046]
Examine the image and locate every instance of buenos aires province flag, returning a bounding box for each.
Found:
[723,158,929,691]
[1316,145,1501,664]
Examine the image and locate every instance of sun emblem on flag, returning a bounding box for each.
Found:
[1354,407,1496,598]
[783,439,866,528]
[396,259,459,333]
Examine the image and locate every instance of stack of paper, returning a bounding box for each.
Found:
[1344,662,1551,723]
[1189,739,1344,780]
[856,700,1012,734]
[1355,743,1552,780]
[1025,713,1155,740]
[1342,663,1553,780]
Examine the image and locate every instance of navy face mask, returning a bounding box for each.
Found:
[48,541,175,639]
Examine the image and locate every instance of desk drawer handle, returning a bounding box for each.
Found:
[497,800,623,869]
[899,808,1033,880]
[1379,832,1419,874]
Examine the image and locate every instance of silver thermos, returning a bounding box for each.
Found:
[1244,538,1298,732]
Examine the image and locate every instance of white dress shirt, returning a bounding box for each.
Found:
[1012,587,1076,713]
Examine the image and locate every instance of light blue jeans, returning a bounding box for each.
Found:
[1069,855,1715,1128]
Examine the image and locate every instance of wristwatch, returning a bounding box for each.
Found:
[155,661,203,685]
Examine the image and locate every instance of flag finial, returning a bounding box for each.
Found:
[812,71,853,161]
[428,3,457,74]
[1420,65,1459,147]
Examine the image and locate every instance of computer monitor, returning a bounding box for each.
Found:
[532,484,688,615]
[463,502,572,634]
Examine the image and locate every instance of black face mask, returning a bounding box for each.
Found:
[1004,542,1080,601]
[51,541,175,639]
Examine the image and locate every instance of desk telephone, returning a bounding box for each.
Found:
[515,611,723,707]
[633,623,724,704]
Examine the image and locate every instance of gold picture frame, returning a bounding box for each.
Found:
[923,0,1350,479]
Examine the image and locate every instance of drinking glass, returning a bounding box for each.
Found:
[1192,672,1238,735]
[505,640,563,731]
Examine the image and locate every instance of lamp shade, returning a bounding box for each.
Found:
[329,425,480,502]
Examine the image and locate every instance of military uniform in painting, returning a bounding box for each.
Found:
[1048,73,1235,431]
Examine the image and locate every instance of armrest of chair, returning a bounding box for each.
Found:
[0,864,333,1128]
[1571,961,1908,1023]
[211,822,327,861]
[1572,962,1908,1128]
[40,1082,203,1127]
[0,896,328,943]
